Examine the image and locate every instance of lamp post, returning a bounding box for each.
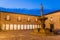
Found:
[50,17,54,32]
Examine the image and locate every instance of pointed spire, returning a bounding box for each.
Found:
[40,3,43,16]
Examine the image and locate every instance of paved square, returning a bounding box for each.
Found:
[0,30,60,40]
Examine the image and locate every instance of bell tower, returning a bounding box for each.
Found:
[32,3,48,36]
[40,3,43,16]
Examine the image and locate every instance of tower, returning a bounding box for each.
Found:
[40,3,43,16]
[37,3,48,35]
[32,3,48,36]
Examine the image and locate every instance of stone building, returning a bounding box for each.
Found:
[45,10,60,30]
[0,10,60,31]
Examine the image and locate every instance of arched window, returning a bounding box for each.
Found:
[14,24,17,30]
[32,25,35,29]
[34,25,37,28]
[27,17,30,22]
[10,24,13,30]
[17,24,20,30]
[17,16,21,22]
[29,24,33,29]
[21,24,24,30]
[36,18,38,22]
[24,24,27,30]
[27,24,30,29]
[2,24,5,30]
[5,15,10,21]
[6,24,9,30]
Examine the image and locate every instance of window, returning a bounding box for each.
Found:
[29,24,33,29]
[17,16,21,22]
[10,24,13,30]
[14,24,17,30]
[6,24,9,30]
[27,17,30,22]
[36,18,38,22]
[39,25,41,28]
[24,24,27,30]
[2,24,5,30]
[32,25,35,29]
[27,24,30,29]
[17,24,20,30]
[20,25,24,30]
[5,15,10,21]
[37,24,40,28]
[34,25,38,28]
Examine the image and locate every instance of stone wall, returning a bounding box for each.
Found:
[45,12,60,30]
[0,12,40,30]
[0,11,60,30]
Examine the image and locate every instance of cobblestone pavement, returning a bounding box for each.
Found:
[0,30,60,40]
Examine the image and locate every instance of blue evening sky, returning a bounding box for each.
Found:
[0,0,60,10]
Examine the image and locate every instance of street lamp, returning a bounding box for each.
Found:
[50,17,54,32]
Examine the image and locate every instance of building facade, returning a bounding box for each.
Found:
[0,10,60,31]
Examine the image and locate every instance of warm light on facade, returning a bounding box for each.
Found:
[17,16,21,21]
[6,15,10,21]
[36,18,38,22]
[50,17,53,22]
[27,17,30,22]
